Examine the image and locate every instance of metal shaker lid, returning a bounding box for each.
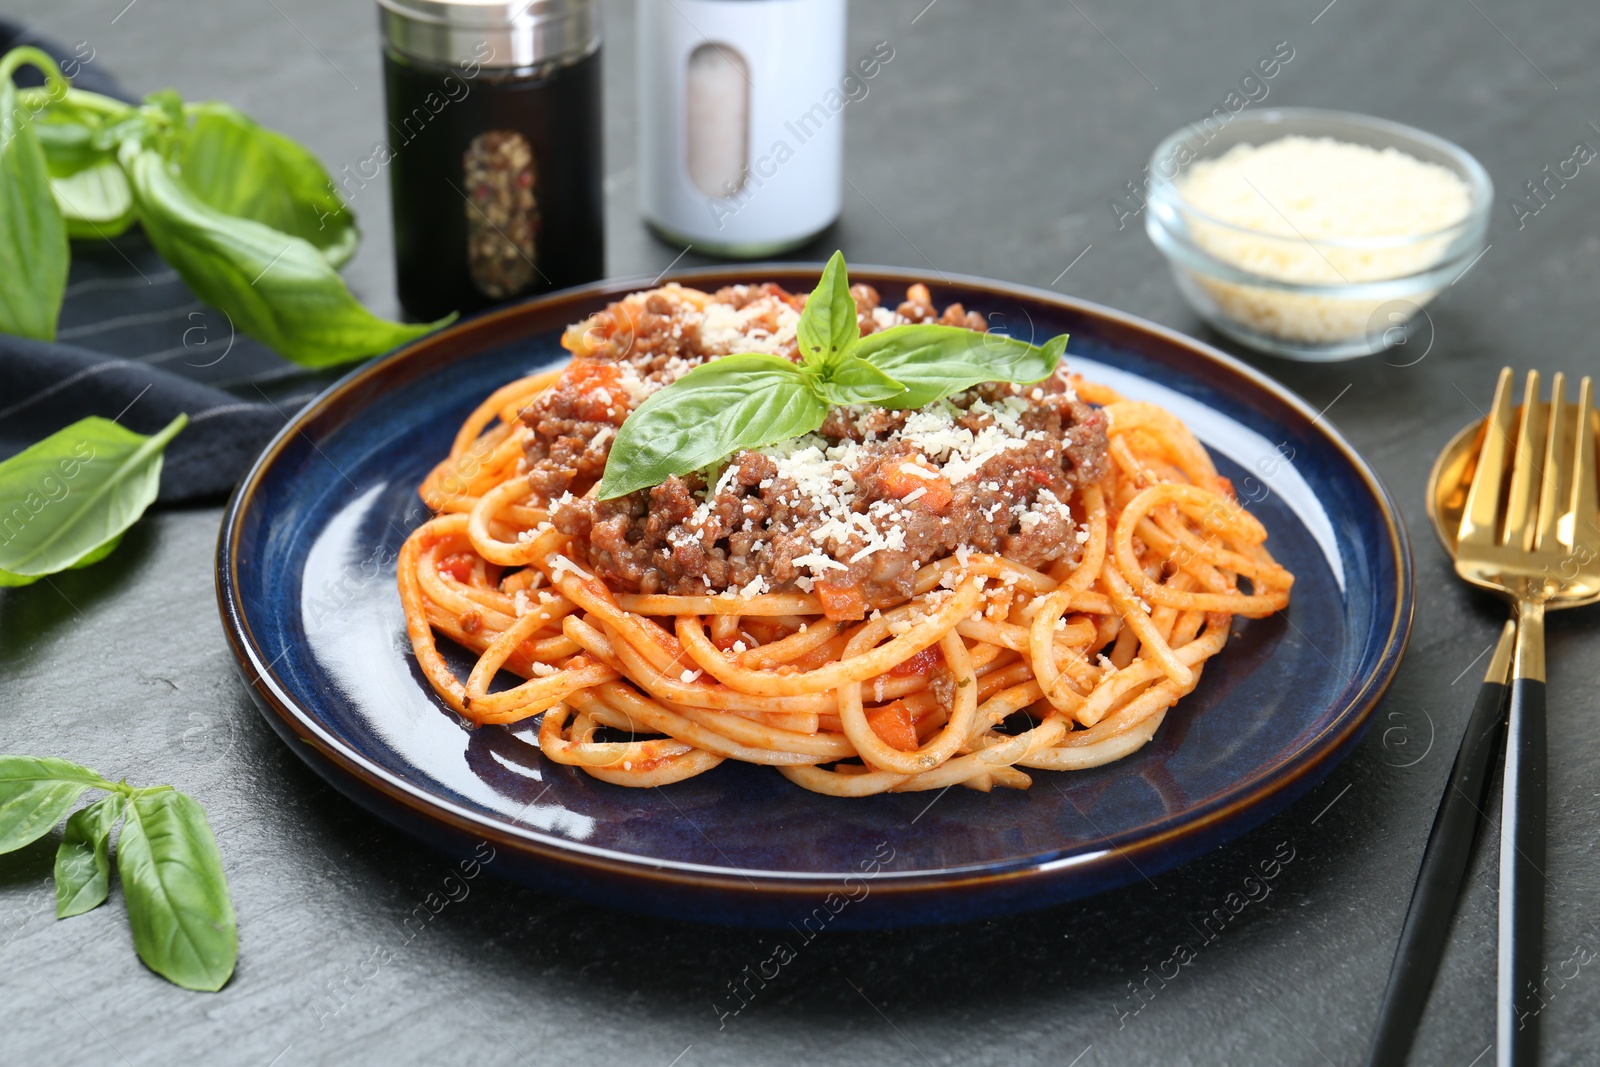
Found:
[377,0,599,70]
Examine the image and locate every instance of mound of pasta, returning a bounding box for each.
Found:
[399,279,1294,795]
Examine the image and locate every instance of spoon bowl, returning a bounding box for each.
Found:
[1425,417,1479,558]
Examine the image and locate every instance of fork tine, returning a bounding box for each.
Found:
[1534,372,1571,552]
[1459,367,1515,546]
[1571,375,1598,560]
[1503,371,1547,551]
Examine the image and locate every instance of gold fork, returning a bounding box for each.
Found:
[1454,368,1600,1066]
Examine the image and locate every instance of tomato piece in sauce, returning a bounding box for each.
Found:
[866,701,920,752]
[879,458,952,513]
[562,359,625,422]
[815,581,869,621]
[437,553,478,582]
[888,645,943,678]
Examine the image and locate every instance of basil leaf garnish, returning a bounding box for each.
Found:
[797,249,859,369]
[597,353,829,500]
[0,414,187,586]
[815,354,905,406]
[117,789,237,992]
[178,102,358,269]
[0,755,112,854]
[855,325,1066,408]
[54,793,124,918]
[0,47,70,341]
[123,144,448,368]
[593,252,1068,499]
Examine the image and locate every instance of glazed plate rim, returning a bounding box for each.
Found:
[216,263,1413,896]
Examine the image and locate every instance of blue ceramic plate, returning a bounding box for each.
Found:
[217,266,1412,928]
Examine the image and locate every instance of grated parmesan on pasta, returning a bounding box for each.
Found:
[742,393,1078,583]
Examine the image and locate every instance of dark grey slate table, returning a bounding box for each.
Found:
[4,1,1599,1064]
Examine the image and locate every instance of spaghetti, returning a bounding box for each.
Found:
[399,281,1294,795]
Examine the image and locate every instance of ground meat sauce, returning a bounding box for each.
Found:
[522,281,1109,614]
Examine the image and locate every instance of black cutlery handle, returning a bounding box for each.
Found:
[1499,672,1546,1067]
[1365,628,1511,1067]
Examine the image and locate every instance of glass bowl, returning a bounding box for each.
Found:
[1144,107,1492,362]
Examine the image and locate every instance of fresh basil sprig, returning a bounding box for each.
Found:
[0,755,237,992]
[0,46,448,363]
[595,252,1068,499]
[0,413,186,586]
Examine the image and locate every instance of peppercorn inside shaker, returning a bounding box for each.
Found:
[378,0,604,322]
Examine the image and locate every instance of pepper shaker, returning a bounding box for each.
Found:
[378,0,605,321]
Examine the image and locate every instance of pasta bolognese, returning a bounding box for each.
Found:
[399,270,1294,796]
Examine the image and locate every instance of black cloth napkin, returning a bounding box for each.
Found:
[0,22,346,503]
[0,334,290,502]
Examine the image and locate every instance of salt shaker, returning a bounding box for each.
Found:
[637,0,847,257]
[378,0,605,322]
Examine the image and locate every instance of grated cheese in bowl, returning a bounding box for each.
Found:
[1144,109,1491,361]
